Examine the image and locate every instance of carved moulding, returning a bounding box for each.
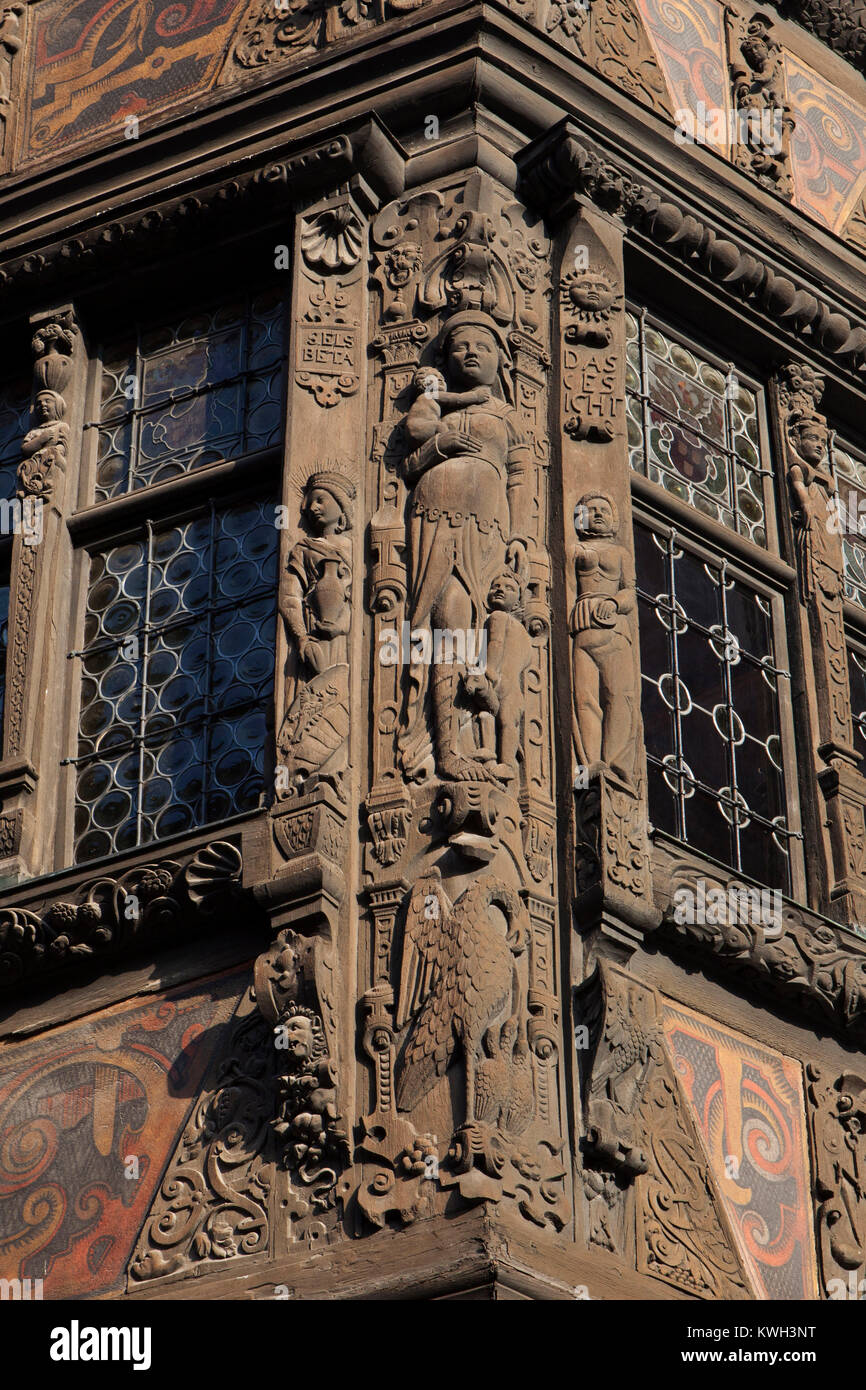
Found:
[0,839,244,990]
[0,122,404,311]
[654,845,866,1041]
[807,1064,866,1297]
[518,123,866,373]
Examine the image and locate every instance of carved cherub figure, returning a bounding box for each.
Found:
[463,567,533,784]
[570,492,640,787]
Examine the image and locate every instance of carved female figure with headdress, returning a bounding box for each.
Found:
[277,469,355,796]
[400,311,533,783]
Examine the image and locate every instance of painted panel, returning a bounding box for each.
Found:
[662,1000,818,1301]
[786,53,866,233]
[0,968,246,1298]
[18,0,247,165]
[633,0,728,118]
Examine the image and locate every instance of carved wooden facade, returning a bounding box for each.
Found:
[1,0,866,1305]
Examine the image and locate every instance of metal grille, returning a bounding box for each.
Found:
[69,499,277,864]
[636,523,795,891]
[626,307,768,546]
[94,290,286,500]
[0,377,31,501]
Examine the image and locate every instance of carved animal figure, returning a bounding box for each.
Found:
[395,868,529,1129]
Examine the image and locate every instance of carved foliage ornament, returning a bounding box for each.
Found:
[0,840,243,987]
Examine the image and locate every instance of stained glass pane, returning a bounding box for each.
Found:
[849,647,866,767]
[831,439,866,611]
[636,522,793,891]
[72,499,277,864]
[95,291,286,500]
[625,309,767,546]
[0,377,31,501]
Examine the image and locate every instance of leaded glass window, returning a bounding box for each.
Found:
[626,308,768,545]
[829,438,866,610]
[849,646,866,766]
[93,291,286,500]
[70,499,277,864]
[0,377,30,500]
[636,522,795,891]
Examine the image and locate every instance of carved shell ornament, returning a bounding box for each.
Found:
[301,207,363,271]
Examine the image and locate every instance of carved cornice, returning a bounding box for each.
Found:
[0,122,402,311]
[0,838,251,990]
[518,121,866,374]
[653,845,866,1041]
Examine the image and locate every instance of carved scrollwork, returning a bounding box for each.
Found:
[807,1064,866,1296]
[0,839,244,988]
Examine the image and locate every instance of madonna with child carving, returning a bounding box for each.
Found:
[398,311,534,786]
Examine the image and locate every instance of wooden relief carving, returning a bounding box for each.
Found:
[228,0,431,74]
[773,361,866,921]
[277,468,354,800]
[637,1063,750,1298]
[807,1065,866,1297]
[557,211,652,921]
[0,4,23,165]
[575,962,661,1255]
[340,171,568,1237]
[0,840,243,987]
[544,0,673,119]
[6,311,78,765]
[725,8,794,198]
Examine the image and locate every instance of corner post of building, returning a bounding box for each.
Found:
[770,360,866,925]
[0,303,86,882]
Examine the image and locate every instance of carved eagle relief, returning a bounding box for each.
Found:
[394,867,531,1134]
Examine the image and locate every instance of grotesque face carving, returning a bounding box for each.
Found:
[445,327,500,389]
[385,243,422,288]
[283,1013,316,1063]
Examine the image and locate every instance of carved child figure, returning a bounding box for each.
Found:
[571,492,639,787]
[407,364,493,433]
[464,568,533,784]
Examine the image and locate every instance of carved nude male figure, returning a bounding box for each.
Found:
[570,492,639,787]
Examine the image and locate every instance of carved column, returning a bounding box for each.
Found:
[343,168,571,1236]
[771,362,866,924]
[551,192,654,946]
[0,306,86,879]
[807,1064,866,1298]
[249,185,373,1244]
